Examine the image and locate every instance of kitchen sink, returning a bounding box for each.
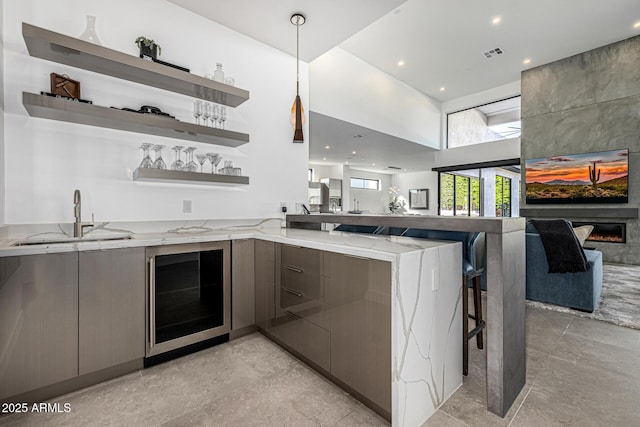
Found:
[12,234,133,246]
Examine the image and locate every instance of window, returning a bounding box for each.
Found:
[350,177,379,190]
[496,175,511,217]
[439,172,480,216]
[447,96,521,148]
[308,168,313,182]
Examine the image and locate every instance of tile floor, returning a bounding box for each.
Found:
[1,305,639,426]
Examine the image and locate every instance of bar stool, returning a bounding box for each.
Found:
[401,229,486,376]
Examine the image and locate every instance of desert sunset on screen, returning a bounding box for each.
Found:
[525,149,628,184]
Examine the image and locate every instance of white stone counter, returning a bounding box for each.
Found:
[0,218,463,426]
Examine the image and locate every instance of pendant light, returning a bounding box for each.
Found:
[290,13,305,143]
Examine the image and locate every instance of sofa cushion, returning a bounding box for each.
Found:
[573,225,594,246]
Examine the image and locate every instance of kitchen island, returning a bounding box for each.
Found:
[0,219,462,426]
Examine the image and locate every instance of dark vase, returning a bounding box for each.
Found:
[139,44,158,60]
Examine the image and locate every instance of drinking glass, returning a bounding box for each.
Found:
[206,153,220,174]
[193,100,203,125]
[184,147,198,172]
[222,160,233,175]
[224,77,235,86]
[195,153,208,173]
[138,143,153,169]
[171,145,184,171]
[219,106,227,130]
[152,145,167,169]
[202,103,211,127]
[211,105,220,128]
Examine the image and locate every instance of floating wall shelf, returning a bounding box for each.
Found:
[133,168,249,186]
[22,22,250,107]
[23,92,250,147]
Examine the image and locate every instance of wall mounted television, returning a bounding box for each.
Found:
[525,148,629,204]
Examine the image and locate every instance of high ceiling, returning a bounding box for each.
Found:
[168,0,640,171]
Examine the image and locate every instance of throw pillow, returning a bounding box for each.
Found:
[573,225,594,246]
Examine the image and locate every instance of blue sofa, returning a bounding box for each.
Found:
[526,223,603,312]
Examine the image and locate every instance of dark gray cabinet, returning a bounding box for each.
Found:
[255,240,275,331]
[231,239,255,332]
[78,248,145,375]
[325,252,392,414]
[0,253,79,400]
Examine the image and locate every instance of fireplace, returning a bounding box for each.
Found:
[572,222,626,243]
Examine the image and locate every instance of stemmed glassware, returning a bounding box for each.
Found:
[195,153,208,172]
[184,147,198,172]
[219,106,227,129]
[171,145,184,171]
[206,153,221,174]
[211,105,220,128]
[193,100,203,125]
[152,145,166,169]
[139,143,153,168]
[202,103,211,127]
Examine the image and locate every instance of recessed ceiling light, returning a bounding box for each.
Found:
[439,87,446,91]
[634,21,640,29]
[397,60,405,67]
[523,58,531,65]
[372,163,376,166]
[345,161,349,164]
[322,157,326,161]
[352,150,357,154]
[325,145,330,149]
[492,16,501,25]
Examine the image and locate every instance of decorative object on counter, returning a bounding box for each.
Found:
[193,100,202,124]
[290,13,306,143]
[388,186,406,214]
[40,91,93,104]
[139,143,154,168]
[50,73,81,99]
[213,63,225,82]
[409,188,429,209]
[78,15,102,45]
[152,145,167,169]
[135,36,161,60]
[171,145,185,171]
[195,153,208,172]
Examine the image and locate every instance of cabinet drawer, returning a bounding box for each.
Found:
[269,311,330,372]
[280,244,320,278]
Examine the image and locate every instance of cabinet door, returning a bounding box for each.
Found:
[0,253,78,400]
[79,247,145,375]
[231,239,255,331]
[327,253,392,413]
[254,240,275,331]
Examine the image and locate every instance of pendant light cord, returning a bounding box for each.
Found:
[296,15,300,96]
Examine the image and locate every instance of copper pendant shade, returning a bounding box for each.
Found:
[291,13,305,143]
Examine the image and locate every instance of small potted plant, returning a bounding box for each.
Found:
[135,36,161,60]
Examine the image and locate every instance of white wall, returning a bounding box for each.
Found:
[310,47,441,149]
[392,171,438,215]
[433,138,520,169]
[0,0,5,224]
[309,163,343,182]
[3,0,308,224]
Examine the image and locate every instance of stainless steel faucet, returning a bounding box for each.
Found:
[73,189,93,237]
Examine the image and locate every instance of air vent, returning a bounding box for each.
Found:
[387,166,401,170]
[352,134,365,138]
[483,47,503,58]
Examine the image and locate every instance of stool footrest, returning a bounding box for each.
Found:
[467,320,486,340]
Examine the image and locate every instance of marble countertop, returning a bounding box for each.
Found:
[0,218,457,260]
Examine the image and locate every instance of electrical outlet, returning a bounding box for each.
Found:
[280,202,287,213]
[432,268,440,291]
[183,200,192,213]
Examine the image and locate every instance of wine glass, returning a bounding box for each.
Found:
[171,145,184,171]
[193,100,203,125]
[202,103,211,127]
[152,145,167,169]
[211,104,220,128]
[138,143,153,168]
[195,153,208,173]
[219,106,227,130]
[206,153,220,174]
[184,147,198,172]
